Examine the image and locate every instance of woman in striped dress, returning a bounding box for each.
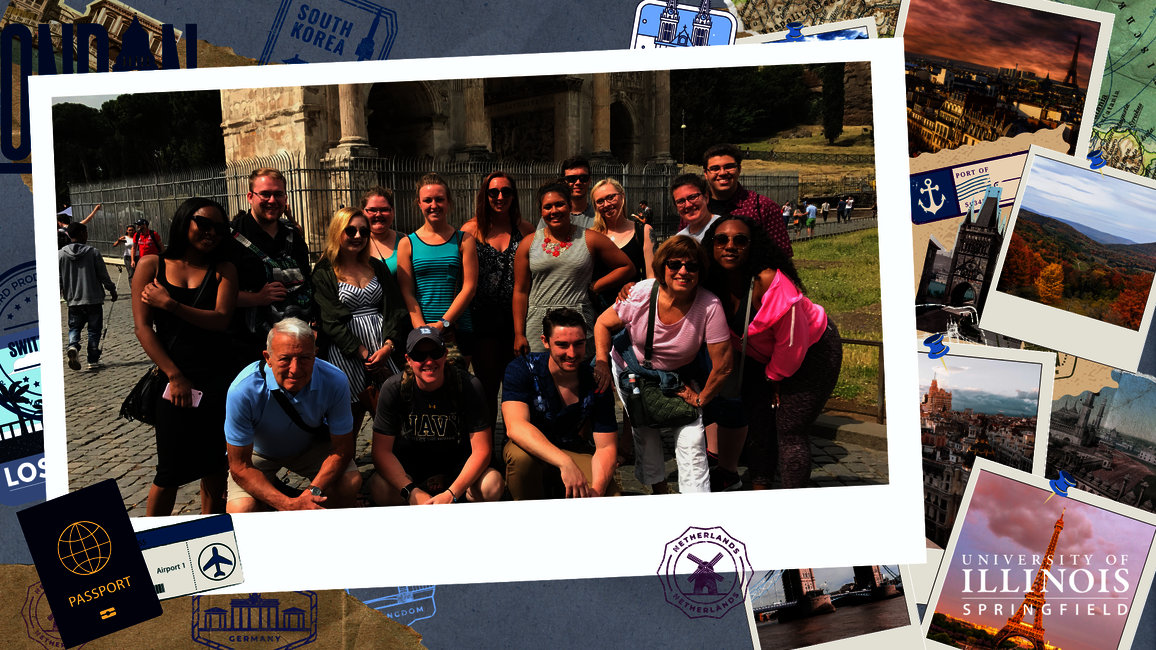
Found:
[314,206,409,438]
[397,173,479,368]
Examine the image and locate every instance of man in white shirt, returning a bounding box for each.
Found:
[672,174,720,243]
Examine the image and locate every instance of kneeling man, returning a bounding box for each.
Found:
[370,327,504,505]
[503,308,620,499]
[225,318,362,511]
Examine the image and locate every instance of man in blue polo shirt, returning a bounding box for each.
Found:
[224,318,361,512]
[502,308,620,499]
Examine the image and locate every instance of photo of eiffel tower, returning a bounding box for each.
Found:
[992,510,1064,650]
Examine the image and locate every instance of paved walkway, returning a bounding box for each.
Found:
[61,266,886,515]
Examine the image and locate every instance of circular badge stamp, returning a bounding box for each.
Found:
[657,526,753,619]
[23,581,85,650]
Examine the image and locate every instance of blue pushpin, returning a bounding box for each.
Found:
[1045,470,1077,503]
[1087,150,1106,176]
[924,333,950,372]
[785,22,805,41]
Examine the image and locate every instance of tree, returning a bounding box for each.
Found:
[820,62,845,144]
[1035,263,1065,304]
[1000,232,1043,287]
[1111,274,1152,329]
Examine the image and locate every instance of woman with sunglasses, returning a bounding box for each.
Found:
[398,173,479,367]
[513,181,634,358]
[593,235,733,494]
[314,207,409,439]
[702,215,842,490]
[132,197,240,516]
[361,187,401,277]
[461,171,536,430]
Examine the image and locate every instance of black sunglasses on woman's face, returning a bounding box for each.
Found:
[344,226,370,238]
[192,215,229,236]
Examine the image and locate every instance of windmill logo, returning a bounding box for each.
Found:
[657,526,753,619]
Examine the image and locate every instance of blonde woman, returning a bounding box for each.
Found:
[313,207,408,436]
[590,178,654,310]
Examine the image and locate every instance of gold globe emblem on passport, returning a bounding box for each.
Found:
[57,521,112,576]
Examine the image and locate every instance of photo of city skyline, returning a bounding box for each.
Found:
[1048,369,1156,512]
[926,469,1156,650]
[919,346,1050,548]
[903,0,1106,156]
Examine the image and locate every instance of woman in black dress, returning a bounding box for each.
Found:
[133,197,240,516]
[461,171,535,429]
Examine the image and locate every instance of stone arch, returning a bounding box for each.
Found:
[610,96,640,165]
[365,81,445,158]
[949,282,976,306]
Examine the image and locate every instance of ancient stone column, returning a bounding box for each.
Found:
[590,73,613,164]
[651,70,674,164]
[460,78,492,160]
[325,85,341,149]
[331,83,377,158]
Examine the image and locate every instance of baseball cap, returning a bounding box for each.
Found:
[134,218,149,226]
[406,326,445,355]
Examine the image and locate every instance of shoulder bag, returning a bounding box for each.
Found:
[622,282,699,429]
[119,260,216,425]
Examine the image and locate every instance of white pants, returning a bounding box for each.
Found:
[611,352,710,493]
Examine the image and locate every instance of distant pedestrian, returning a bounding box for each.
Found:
[132,218,164,267]
[845,197,855,220]
[821,201,830,222]
[836,198,847,223]
[59,222,117,371]
[805,201,817,237]
[113,224,136,281]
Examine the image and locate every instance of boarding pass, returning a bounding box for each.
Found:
[136,514,244,599]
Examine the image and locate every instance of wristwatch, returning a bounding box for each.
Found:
[400,482,418,503]
[439,318,452,330]
[308,486,322,497]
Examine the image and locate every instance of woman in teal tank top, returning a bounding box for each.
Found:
[398,173,479,365]
[362,186,401,277]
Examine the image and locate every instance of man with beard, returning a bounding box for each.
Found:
[702,143,792,256]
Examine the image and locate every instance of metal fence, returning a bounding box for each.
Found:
[70,155,800,257]
[746,151,876,165]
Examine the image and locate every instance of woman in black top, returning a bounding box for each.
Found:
[133,198,240,516]
[461,171,536,429]
[590,178,654,310]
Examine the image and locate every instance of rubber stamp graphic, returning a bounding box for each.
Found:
[657,526,752,619]
[630,0,737,49]
[198,543,237,581]
[23,581,85,650]
[260,0,398,65]
[361,586,436,627]
[193,592,318,650]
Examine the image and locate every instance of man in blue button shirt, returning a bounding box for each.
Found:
[224,318,362,512]
[502,308,620,499]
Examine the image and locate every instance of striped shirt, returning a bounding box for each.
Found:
[409,230,473,332]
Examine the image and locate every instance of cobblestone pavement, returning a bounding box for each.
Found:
[61,266,886,516]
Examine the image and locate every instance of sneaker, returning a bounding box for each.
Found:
[710,467,743,492]
[67,347,81,370]
[86,361,104,371]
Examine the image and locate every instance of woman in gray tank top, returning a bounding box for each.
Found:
[513,181,635,356]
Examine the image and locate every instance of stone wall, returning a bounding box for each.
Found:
[844,61,873,127]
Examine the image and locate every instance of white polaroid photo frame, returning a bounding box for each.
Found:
[736,17,878,45]
[896,0,1112,158]
[743,564,923,650]
[917,341,1055,475]
[980,146,1156,371]
[32,40,920,593]
[921,458,1156,650]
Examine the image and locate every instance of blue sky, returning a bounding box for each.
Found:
[918,353,1042,417]
[1019,156,1156,244]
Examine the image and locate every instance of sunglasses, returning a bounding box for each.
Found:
[665,260,700,273]
[564,173,590,184]
[408,347,446,362]
[344,226,370,238]
[192,215,229,236]
[486,187,515,199]
[713,233,750,248]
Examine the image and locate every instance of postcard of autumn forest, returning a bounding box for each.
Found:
[996,156,1156,331]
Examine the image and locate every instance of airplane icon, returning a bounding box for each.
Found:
[201,546,234,578]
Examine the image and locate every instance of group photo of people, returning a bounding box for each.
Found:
[54,67,883,516]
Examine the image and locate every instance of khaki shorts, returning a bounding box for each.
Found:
[227,437,358,502]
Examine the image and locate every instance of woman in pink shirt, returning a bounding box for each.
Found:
[703,215,842,490]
